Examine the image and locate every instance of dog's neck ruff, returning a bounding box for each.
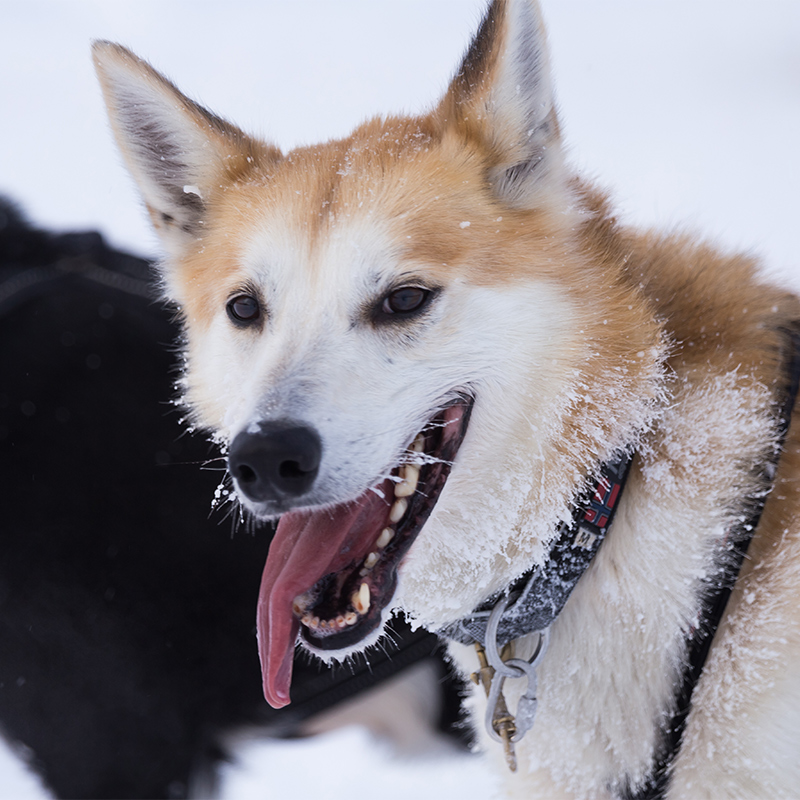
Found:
[438,453,635,772]
[441,456,634,647]
[442,326,800,797]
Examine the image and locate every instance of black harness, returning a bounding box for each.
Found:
[442,327,800,798]
[632,327,800,799]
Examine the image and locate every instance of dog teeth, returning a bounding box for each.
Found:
[292,593,313,618]
[302,612,357,633]
[410,433,425,453]
[352,582,371,615]
[294,498,402,634]
[296,578,374,632]
[395,464,419,498]
[389,497,408,523]
[376,527,394,548]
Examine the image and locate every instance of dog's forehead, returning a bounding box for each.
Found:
[213,124,497,289]
[234,185,399,298]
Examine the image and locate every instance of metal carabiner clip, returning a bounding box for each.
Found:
[474,594,550,769]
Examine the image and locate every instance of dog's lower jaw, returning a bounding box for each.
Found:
[295,602,400,666]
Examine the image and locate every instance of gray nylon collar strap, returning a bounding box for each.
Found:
[440,456,634,647]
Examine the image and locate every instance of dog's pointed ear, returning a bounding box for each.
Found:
[92,41,277,260]
[436,0,564,207]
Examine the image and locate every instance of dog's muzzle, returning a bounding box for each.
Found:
[228,421,322,506]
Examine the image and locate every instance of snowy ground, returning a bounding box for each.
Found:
[1,1,799,798]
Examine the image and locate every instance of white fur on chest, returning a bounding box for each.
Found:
[447,372,778,799]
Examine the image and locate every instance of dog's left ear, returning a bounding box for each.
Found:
[436,0,564,208]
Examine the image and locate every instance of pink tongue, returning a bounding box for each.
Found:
[257,483,392,708]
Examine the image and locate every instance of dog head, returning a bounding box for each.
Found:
[94,0,664,707]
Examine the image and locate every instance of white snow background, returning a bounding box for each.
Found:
[1,1,798,798]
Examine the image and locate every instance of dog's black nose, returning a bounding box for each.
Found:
[228,422,322,503]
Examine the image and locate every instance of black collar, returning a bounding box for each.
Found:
[441,454,634,647]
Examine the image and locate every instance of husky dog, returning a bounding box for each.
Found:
[94,1,800,796]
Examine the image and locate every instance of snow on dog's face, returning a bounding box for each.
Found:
[94,0,664,708]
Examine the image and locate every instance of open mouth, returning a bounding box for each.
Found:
[256,396,473,708]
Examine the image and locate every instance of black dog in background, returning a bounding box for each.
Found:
[0,200,463,799]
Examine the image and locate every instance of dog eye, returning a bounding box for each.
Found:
[227,294,261,325]
[381,286,431,316]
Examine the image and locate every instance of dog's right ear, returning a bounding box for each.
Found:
[92,41,278,263]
